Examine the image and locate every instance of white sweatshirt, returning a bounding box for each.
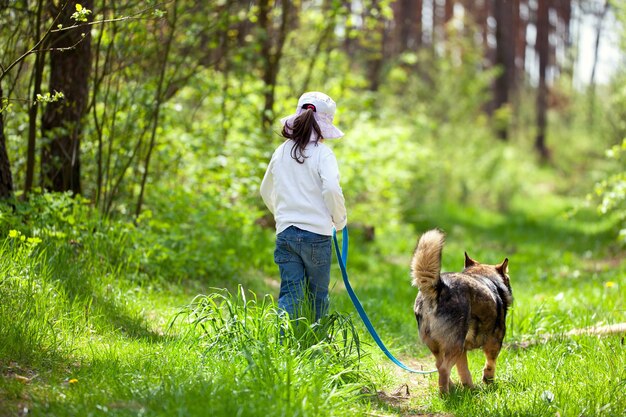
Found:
[260,140,347,236]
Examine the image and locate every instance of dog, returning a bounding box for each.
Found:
[411,229,512,394]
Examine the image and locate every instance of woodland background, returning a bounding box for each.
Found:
[0,1,625,416]
[0,0,623,214]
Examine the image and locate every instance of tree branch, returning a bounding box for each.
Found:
[0,3,68,83]
[0,1,170,83]
[48,2,169,34]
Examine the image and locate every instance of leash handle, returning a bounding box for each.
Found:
[332,227,437,375]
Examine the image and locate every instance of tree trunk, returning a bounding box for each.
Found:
[493,0,516,139]
[554,0,572,80]
[259,0,292,129]
[413,0,423,49]
[25,0,46,194]
[535,0,550,160]
[588,0,610,124]
[444,0,454,24]
[515,0,528,83]
[41,0,93,193]
[471,0,496,114]
[343,0,356,59]
[392,0,423,53]
[0,84,14,198]
[364,0,385,91]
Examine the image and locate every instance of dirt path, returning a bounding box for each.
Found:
[372,357,451,417]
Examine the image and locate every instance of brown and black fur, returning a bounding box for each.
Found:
[411,229,512,394]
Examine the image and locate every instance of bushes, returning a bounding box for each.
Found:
[589,67,626,245]
[591,138,626,244]
[134,185,273,285]
[0,190,274,286]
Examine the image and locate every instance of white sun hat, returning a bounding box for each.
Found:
[280,91,344,139]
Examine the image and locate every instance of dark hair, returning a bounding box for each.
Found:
[281,107,323,164]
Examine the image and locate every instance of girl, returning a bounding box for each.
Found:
[260,91,347,321]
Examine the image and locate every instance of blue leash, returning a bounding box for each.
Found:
[332,226,437,375]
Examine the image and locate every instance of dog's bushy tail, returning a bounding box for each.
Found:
[411,229,445,300]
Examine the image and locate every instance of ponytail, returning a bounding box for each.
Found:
[281,107,323,164]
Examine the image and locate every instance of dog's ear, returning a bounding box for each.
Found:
[464,252,478,268]
[496,258,509,277]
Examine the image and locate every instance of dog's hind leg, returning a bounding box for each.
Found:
[482,339,502,384]
[455,350,474,388]
[436,349,461,394]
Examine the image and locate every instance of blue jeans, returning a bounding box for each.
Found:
[274,226,331,321]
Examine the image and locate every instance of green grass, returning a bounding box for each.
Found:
[0,228,375,416]
[0,188,624,417]
[13,291,371,417]
[410,334,626,417]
